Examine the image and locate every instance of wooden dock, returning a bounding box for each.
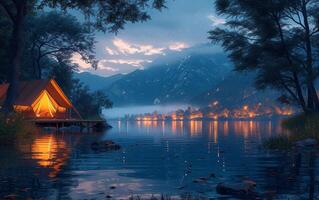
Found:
[28,118,109,131]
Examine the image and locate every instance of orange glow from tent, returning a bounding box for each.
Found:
[32,90,59,118]
[32,135,58,167]
[14,105,30,111]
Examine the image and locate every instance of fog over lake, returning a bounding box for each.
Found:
[103,104,191,119]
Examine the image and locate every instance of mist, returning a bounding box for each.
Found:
[102,104,191,119]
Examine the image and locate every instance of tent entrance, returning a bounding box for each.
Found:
[32,90,63,118]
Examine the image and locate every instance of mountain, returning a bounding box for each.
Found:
[74,43,291,110]
[192,72,280,108]
[74,72,124,91]
[106,51,232,106]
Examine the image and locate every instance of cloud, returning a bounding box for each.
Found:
[100,66,120,72]
[139,45,166,56]
[169,42,189,51]
[112,38,165,56]
[98,60,120,72]
[207,14,226,26]
[105,47,119,55]
[71,53,91,70]
[107,59,152,67]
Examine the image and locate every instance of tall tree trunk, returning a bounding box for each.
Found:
[36,56,42,79]
[301,0,319,112]
[2,1,26,113]
[293,72,307,112]
[311,85,319,111]
[307,85,315,111]
[274,17,307,112]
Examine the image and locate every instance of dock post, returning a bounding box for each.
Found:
[80,122,83,132]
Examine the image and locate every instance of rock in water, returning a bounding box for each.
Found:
[294,138,317,148]
[243,179,257,187]
[216,182,259,199]
[93,122,112,132]
[91,140,121,151]
[193,177,209,184]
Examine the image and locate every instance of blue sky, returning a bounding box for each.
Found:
[72,0,225,76]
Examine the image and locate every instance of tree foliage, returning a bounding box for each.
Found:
[0,0,166,112]
[210,0,319,113]
[70,79,113,119]
[26,11,97,79]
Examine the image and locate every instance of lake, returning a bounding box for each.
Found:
[0,120,318,199]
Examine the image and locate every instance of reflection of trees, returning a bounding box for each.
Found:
[257,150,317,199]
[0,145,51,199]
[308,151,315,200]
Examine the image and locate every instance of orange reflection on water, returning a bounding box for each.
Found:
[213,121,218,143]
[223,121,229,136]
[162,121,165,134]
[233,121,255,138]
[153,120,158,128]
[142,120,152,128]
[137,120,141,128]
[208,121,219,143]
[31,134,69,178]
[189,120,202,136]
[172,120,184,134]
[172,121,177,134]
[232,120,274,138]
[179,121,185,134]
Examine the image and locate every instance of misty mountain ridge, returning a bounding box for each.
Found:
[106,52,232,106]
[74,72,124,91]
[75,44,278,108]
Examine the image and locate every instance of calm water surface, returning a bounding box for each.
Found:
[0,120,318,199]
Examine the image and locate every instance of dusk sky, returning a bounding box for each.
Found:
[72,0,225,77]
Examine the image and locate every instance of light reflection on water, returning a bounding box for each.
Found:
[0,120,318,199]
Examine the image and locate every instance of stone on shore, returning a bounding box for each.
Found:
[216,181,259,199]
[91,140,121,151]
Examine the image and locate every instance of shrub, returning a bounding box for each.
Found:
[0,113,36,145]
[263,113,319,150]
[70,79,113,119]
[282,113,319,136]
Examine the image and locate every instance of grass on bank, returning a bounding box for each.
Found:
[263,113,319,150]
[0,113,37,145]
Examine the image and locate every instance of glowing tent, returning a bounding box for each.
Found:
[0,79,81,119]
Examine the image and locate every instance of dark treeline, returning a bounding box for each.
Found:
[210,0,319,114]
[0,10,109,118]
[0,0,166,118]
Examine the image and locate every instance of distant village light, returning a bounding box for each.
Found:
[125,103,295,121]
[243,105,249,111]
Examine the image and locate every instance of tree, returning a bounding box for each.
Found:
[48,57,76,96]
[70,79,113,119]
[0,12,11,82]
[27,11,97,79]
[209,0,319,113]
[0,0,166,112]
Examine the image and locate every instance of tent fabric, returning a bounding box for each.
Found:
[0,79,81,119]
[0,80,69,107]
[32,90,59,118]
